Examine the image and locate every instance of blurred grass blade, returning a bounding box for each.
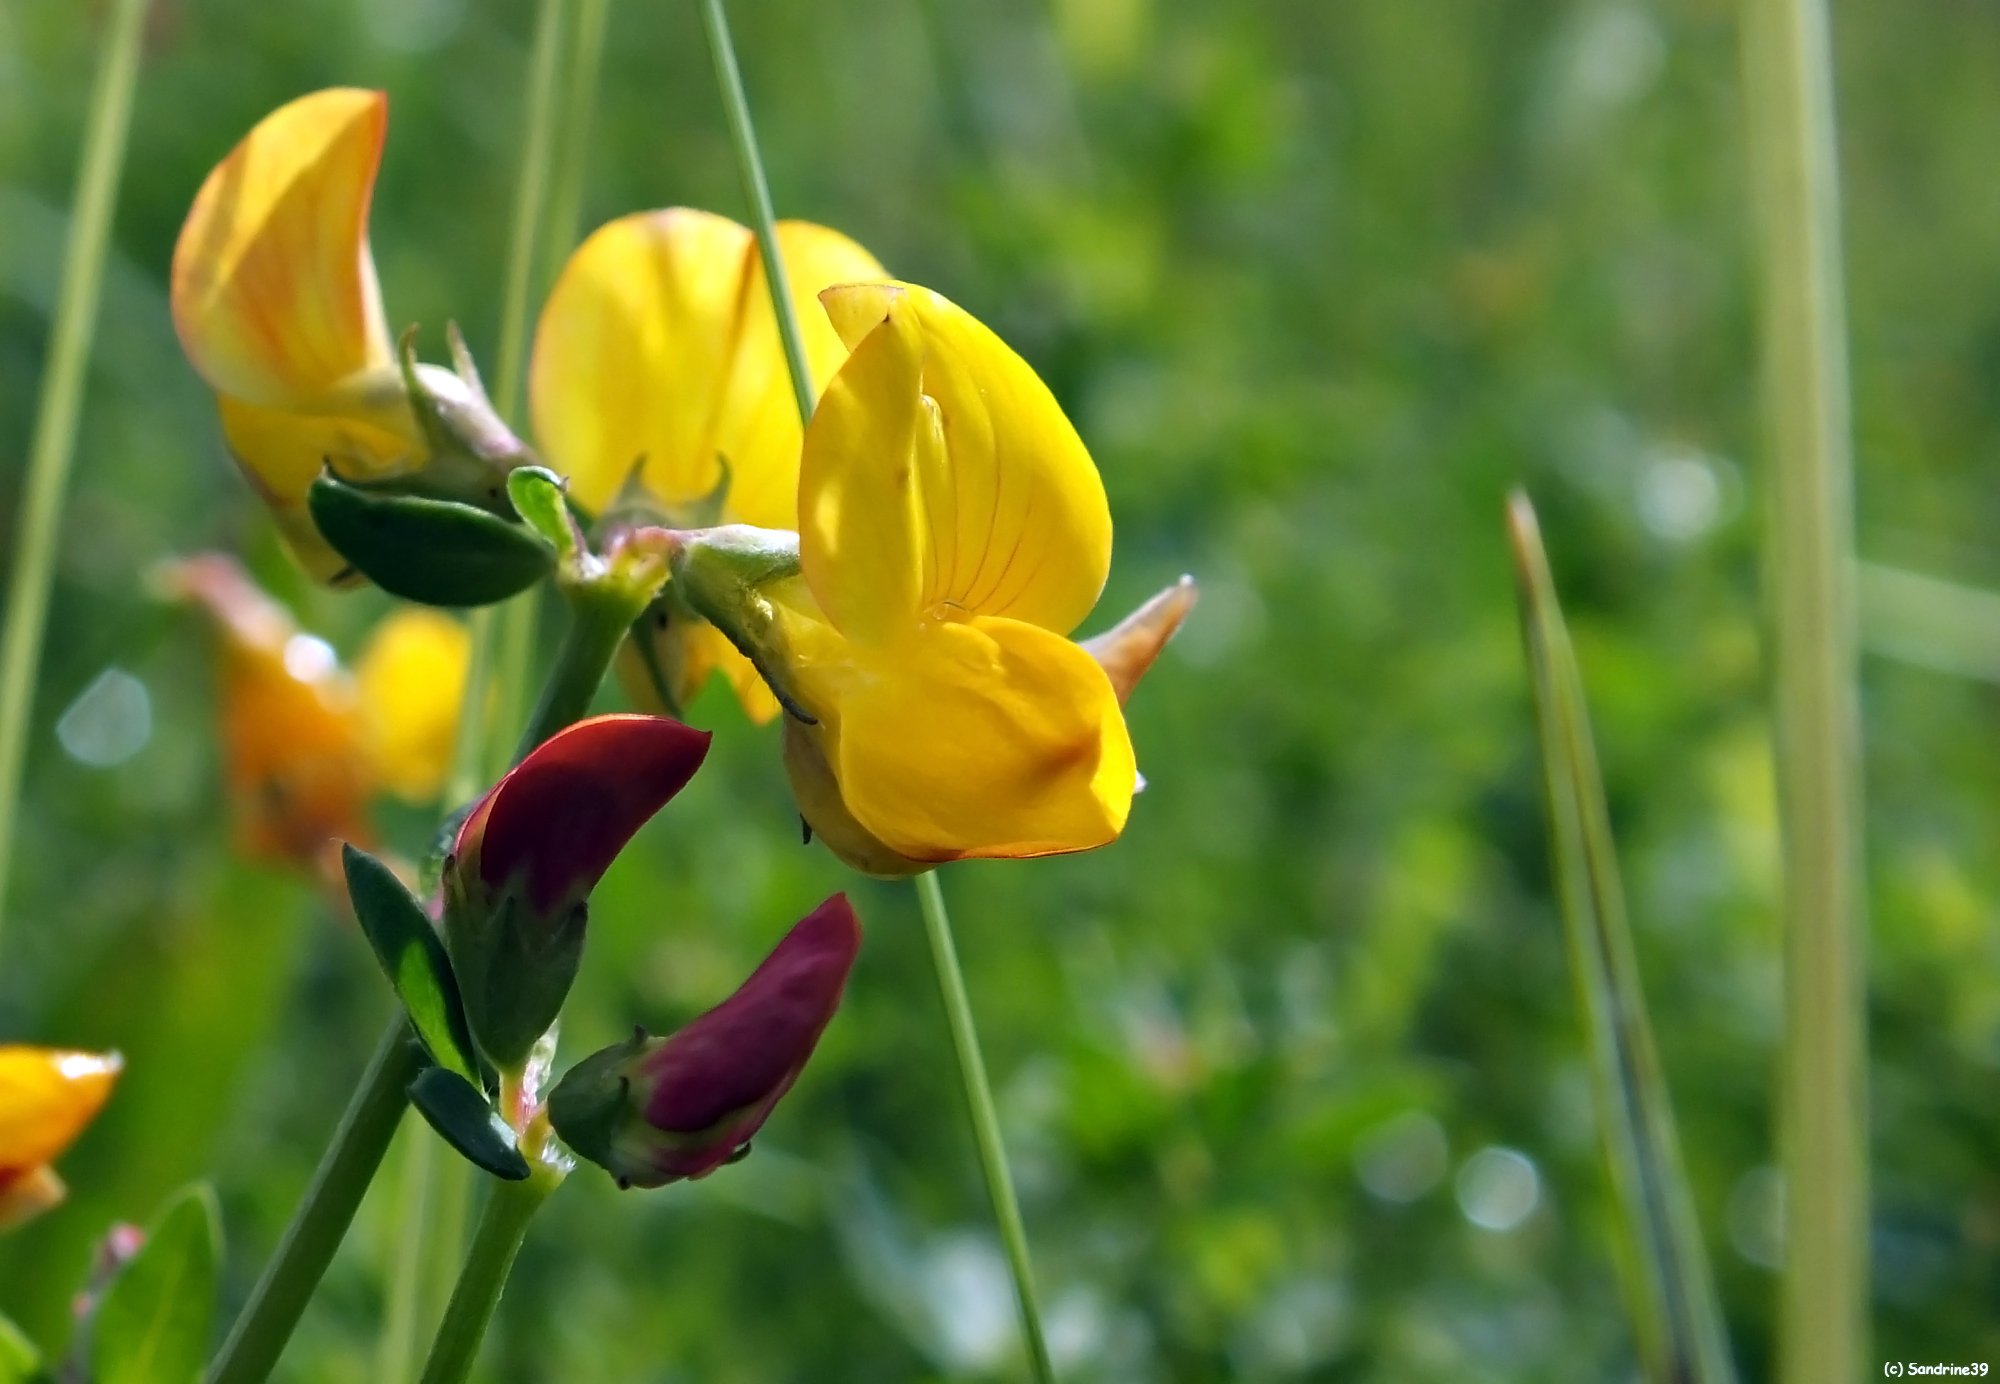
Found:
[1506,493,1736,1384]
[1742,0,1867,1376]
[0,0,150,954]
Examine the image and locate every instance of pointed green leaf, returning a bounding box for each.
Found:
[1505,492,1736,1384]
[308,471,553,608]
[90,1184,221,1384]
[343,844,479,1084]
[0,1311,40,1384]
[409,1067,531,1181]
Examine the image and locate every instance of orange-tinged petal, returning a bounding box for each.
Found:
[530,209,884,522]
[172,88,393,410]
[810,284,1112,636]
[0,1048,120,1178]
[1082,576,1198,705]
[825,616,1136,860]
[161,554,376,864]
[356,609,471,803]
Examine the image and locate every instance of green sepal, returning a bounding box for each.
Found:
[445,887,587,1071]
[507,466,584,562]
[545,1030,645,1175]
[91,1184,222,1384]
[0,1311,40,1384]
[342,844,480,1085]
[409,1067,531,1181]
[308,470,553,608]
[668,525,814,721]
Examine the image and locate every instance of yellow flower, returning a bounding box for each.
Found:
[760,282,1142,865]
[0,1047,120,1232]
[161,555,470,873]
[530,208,884,723]
[172,89,518,584]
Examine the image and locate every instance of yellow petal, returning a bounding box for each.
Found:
[0,1048,120,1177]
[161,554,376,864]
[781,717,928,877]
[796,301,929,644]
[217,393,419,583]
[356,609,471,803]
[825,616,1136,860]
[530,209,884,521]
[808,283,1112,636]
[172,88,393,410]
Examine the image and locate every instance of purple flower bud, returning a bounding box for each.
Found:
[549,894,861,1188]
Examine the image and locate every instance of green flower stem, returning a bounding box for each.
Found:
[1742,0,1867,1378]
[542,0,616,286]
[415,1170,560,1384]
[206,1022,422,1384]
[696,0,816,424]
[696,4,1061,1374]
[0,0,149,951]
[373,1128,437,1384]
[917,872,1057,1384]
[511,572,650,763]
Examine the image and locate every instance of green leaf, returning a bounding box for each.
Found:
[0,1311,40,1384]
[1505,493,1736,1384]
[90,1184,222,1384]
[409,1067,531,1181]
[342,844,480,1085]
[308,471,553,608]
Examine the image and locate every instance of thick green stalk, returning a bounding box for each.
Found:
[511,577,640,762]
[1741,0,1867,1379]
[206,1022,422,1384]
[415,1173,558,1384]
[0,0,149,951]
[916,872,1058,1383]
[695,0,816,424]
[695,5,1061,1374]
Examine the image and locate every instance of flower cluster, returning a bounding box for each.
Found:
[165,87,1190,1199]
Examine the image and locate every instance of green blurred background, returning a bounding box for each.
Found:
[4,0,1999,1378]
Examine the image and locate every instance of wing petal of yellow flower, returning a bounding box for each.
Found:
[171,88,393,410]
[0,1048,120,1179]
[356,608,471,803]
[828,616,1135,860]
[814,284,1112,635]
[530,209,883,522]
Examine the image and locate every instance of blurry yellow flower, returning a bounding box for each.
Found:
[530,208,884,723]
[172,89,517,584]
[763,282,1140,865]
[0,1047,119,1233]
[161,555,470,873]
[356,608,471,801]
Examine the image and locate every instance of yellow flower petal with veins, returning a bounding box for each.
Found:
[172,89,431,582]
[532,208,883,723]
[531,208,885,522]
[356,608,471,804]
[767,284,1136,862]
[0,1048,119,1183]
[172,88,394,410]
[802,283,1113,640]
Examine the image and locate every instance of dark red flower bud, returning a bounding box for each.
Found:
[549,894,861,1187]
[445,714,711,1067]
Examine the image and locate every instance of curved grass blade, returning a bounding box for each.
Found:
[1505,492,1736,1384]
